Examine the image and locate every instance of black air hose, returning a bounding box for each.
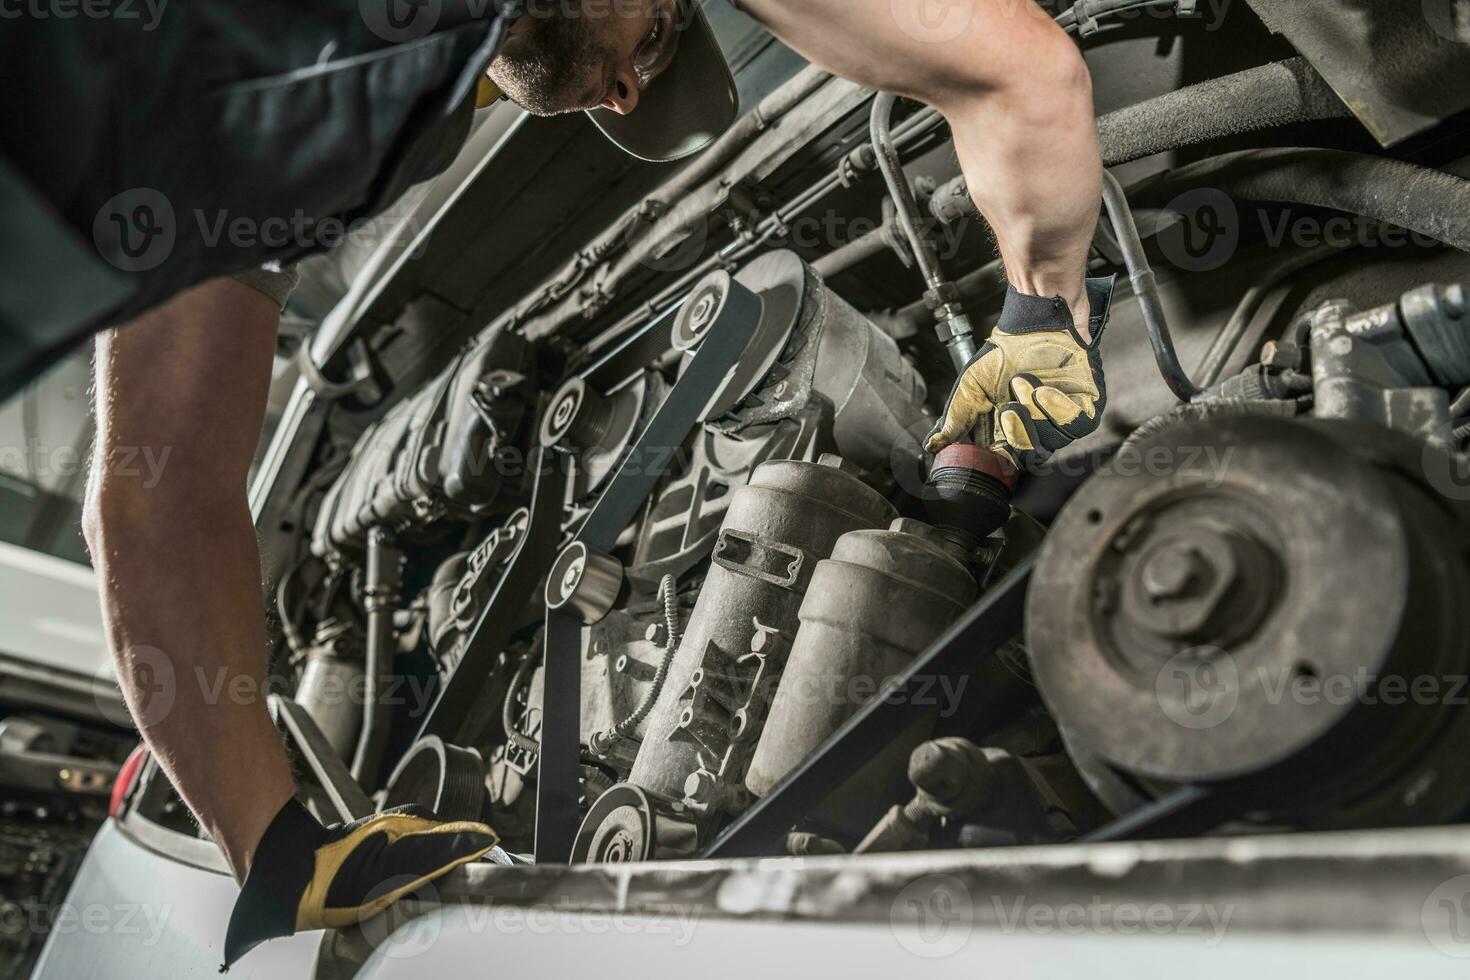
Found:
[1102,171,1202,402]
[1130,148,1470,254]
[1097,58,1351,167]
[932,59,1356,224]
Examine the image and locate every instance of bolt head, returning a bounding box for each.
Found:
[689,294,717,330]
[1123,529,1243,641]
[1139,544,1205,601]
[552,393,578,429]
[562,556,585,592]
[684,770,718,804]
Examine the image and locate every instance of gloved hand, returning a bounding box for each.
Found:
[926,276,1116,470]
[223,797,497,969]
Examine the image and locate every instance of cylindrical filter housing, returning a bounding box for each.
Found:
[627,457,896,801]
[746,519,977,805]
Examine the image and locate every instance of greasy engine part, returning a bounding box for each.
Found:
[351,528,403,785]
[312,328,534,555]
[381,736,487,822]
[745,519,977,838]
[428,508,532,674]
[587,575,683,762]
[856,739,1079,853]
[626,410,829,587]
[1306,283,1470,442]
[1029,415,1470,828]
[570,783,699,864]
[624,455,896,806]
[700,251,930,474]
[870,92,976,370]
[1101,170,1201,403]
[437,331,533,508]
[546,541,626,626]
[293,622,365,762]
[539,372,665,501]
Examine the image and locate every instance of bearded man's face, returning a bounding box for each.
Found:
[489,0,671,116]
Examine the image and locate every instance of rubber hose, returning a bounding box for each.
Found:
[1130,148,1470,254]
[1097,58,1351,167]
[931,58,1354,223]
[1102,170,1202,402]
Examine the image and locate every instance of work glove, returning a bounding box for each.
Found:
[222,797,496,969]
[926,276,1116,470]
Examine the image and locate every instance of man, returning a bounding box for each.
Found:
[65,0,1106,966]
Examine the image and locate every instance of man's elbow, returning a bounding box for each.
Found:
[83,465,243,562]
[937,17,1093,122]
[83,480,156,563]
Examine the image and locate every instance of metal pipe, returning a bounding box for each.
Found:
[811,199,902,279]
[870,93,977,368]
[1101,170,1202,401]
[350,527,402,784]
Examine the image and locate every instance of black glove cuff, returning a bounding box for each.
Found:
[999,286,1075,334]
[222,796,329,970]
[998,275,1118,346]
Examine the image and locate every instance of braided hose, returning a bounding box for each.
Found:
[503,653,541,754]
[614,575,681,738]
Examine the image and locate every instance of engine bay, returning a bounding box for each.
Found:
[218,0,1470,869]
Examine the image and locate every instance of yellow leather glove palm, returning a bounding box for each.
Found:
[927,276,1115,471]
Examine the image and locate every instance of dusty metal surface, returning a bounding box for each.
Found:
[1245,0,1470,146]
[429,824,1470,936]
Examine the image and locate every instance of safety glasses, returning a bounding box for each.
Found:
[631,0,683,91]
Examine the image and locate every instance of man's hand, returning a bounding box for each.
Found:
[737,0,1103,337]
[927,276,1115,469]
[224,798,497,969]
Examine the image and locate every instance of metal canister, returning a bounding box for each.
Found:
[626,456,896,801]
[295,643,365,762]
[746,519,977,814]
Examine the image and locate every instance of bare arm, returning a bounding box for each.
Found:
[83,278,295,879]
[737,0,1102,336]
